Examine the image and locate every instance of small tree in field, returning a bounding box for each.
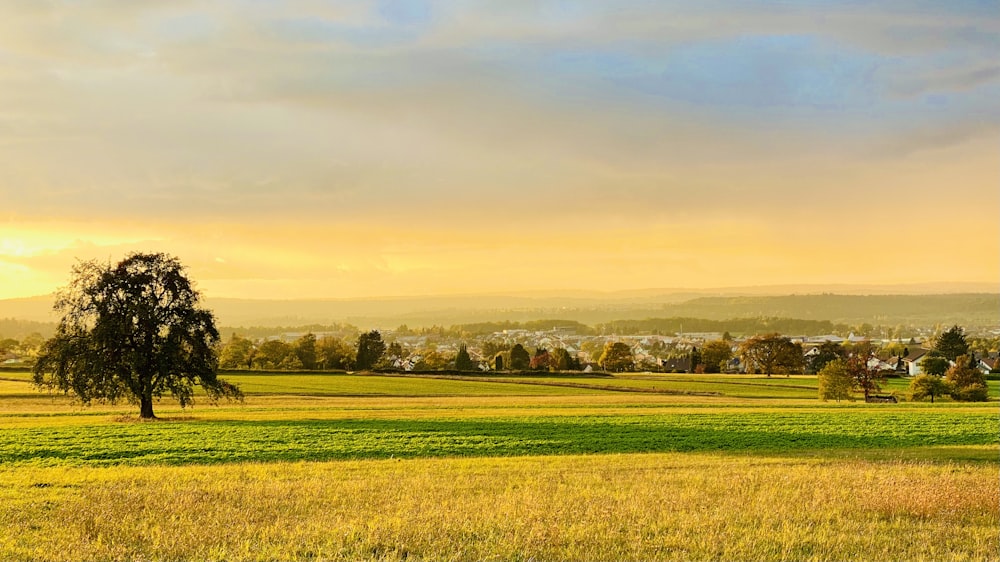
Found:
[845,344,886,401]
[909,374,949,403]
[817,359,853,402]
[32,253,242,419]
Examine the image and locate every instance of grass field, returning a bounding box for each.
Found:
[1,370,997,560]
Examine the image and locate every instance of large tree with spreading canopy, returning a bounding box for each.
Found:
[32,253,242,419]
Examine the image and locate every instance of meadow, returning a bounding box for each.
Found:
[0,370,997,561]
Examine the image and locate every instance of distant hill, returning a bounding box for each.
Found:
[2,291,996,333]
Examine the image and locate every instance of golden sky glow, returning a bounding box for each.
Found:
[1,2,997,300]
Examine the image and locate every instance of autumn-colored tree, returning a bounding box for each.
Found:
[530,349,552,371]
[599,342,635,373]
[845,343,886,401]
[945,355,988,402]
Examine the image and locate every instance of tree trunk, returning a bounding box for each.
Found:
[139,394,156,419]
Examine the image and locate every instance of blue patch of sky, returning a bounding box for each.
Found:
[474,29,997,129]
[581,35,877,112]
[376,0,433,26]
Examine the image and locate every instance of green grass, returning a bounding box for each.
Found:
[2,409,995,467]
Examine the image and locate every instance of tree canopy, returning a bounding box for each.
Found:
[599,342,635,373]
[455,344,475,371]
[32,253,242,419]
[909,374,948,403]
[844,343,886,401]
[509,344,530,371]
[945,354,988,402]
[738,334,804,377]
[700,340,732,373]
[934,325,970,362]
[817,358,853,402]
[355,330,386,371]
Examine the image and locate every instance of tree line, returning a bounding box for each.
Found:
[816,325,989,403]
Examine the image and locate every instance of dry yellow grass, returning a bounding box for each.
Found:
[1,452,996,561]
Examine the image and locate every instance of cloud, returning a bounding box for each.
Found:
[0,1,997,297]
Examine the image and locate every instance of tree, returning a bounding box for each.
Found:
[817,359,853,402]
[19,332,45,357]
[845,343,886,401]
[807,341,846,374]
[219,334,255,370]
[920,355,950,377]
[909,374,949,403]
[381,342,405,369]
[256,340,292,370]
[935,325,970,362]
[599,342,634,373]
[738,334,803,377]
[509,344,530,370]
[529,349,552,371]
[413,347,454,370]
[700,341,732,374]
[480,340,506,360]
[549,348,578,371]
[32,253,241,419]
[293,333,317,370]
[317,336,355,370]
[0,338,18,355]
[455,343,475,371]
[689,346,703,373]
[580,339,605,362]
[355,330,386,371]
[945,354,988,402]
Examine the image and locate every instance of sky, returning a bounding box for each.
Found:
[0,1,997,300]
